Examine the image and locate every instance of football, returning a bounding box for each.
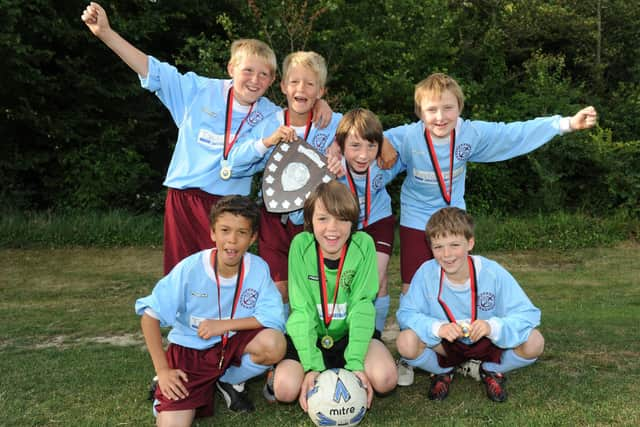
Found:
[306,368,367,426]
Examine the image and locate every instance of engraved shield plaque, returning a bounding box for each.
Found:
[262,137,333,213]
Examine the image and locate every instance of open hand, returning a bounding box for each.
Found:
[157,368,189,401]
[353,371,374,408]
[298,371,320,412]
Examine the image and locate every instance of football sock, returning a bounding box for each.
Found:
[219,353,269,385]
[482,349,536,374]
[374,295,390,332]
[409,348,453,375]
[152,399,159,417]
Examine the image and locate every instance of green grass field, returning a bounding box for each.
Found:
[1,243,639,426]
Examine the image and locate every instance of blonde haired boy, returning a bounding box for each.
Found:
[230,50,342,317]
[81,4,331,277]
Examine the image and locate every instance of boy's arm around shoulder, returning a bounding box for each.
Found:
[81,2,148,77]
[378,141,407,184]
[383,123,417,171]
[377,137,399,170]
[396,261,446,347]
[225,112,284,178]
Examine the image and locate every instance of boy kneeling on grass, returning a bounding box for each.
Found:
[396,207,544,402]
[135,196,286,426]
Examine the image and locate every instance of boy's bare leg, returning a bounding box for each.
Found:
[364,339,398,394]
[244,328,286,365]
[273,359,304,402]
[157,409,195,427]
[514,329,544,359]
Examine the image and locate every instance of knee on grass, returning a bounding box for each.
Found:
[248,329,286,365]
[396,329,425,360]
[515,329,544,359]
[273,361,304,402]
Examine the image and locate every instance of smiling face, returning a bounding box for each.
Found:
[227,54,275,106]
[419,89,461,138]
[343,130,378,174]
[281,64,325,118]
[311,198,353,260]
[430,232,475,284]
[210,212,257,277]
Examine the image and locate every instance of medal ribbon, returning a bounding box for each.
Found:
[223,86,255,160]
[437,256,477,323]
[284,109,313,141]
[316,242,348,328]
[424,129,456,205]
[345,167,371,228]
[212,249,245,350]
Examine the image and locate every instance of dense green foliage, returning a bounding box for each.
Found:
[2,0,639,215]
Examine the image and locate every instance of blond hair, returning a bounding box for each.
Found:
[334,108,383,157]
[425,207,474,244]
[229,39,277,76]
[414,73,465,118]
[303,181,359,233]
[282,51,328,88]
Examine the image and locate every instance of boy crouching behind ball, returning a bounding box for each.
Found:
[268,181,397,412]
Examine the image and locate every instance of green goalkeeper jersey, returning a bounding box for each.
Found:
[286,231,378,372]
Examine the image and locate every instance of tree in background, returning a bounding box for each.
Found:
[1,0,637,215]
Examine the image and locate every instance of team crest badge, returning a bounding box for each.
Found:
[247,110,264,126]
[372,173,384,191]
[262,137,333,213]
[455,143,472,161]
[478,292,496,311]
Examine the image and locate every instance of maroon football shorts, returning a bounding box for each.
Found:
[153,328,263,417]
[362,215,395,256]
[436,338,503,368]
[163,188,221,275]
[258,206,304,282]
[399,225,433,284]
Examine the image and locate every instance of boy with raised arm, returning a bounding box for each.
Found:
[81,3,330,275]
[385,72,596,385]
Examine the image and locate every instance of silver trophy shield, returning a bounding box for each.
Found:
[262,137,333,213]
